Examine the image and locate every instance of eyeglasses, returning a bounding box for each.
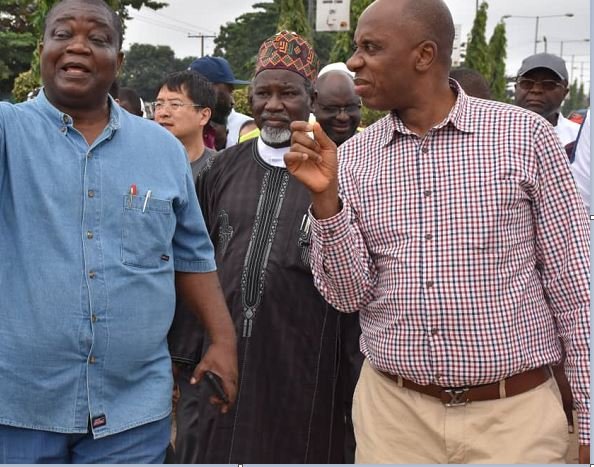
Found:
[152,101,205,112]
[318,103,362,116]
[516,78,564,92]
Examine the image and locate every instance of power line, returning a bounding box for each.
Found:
[151,10,217,35]
[131,15,195,34]
[131,11,216,36]
[188,33,217,58]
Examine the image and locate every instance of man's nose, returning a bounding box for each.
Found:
[335,108,350,120]
[264,94,283,110]
[346,53,362,73]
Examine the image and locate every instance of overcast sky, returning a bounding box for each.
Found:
[123,0,590,87]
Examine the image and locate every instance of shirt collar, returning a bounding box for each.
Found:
[257,136,289,168]
[34,88,122,134]
[379,78,475,147]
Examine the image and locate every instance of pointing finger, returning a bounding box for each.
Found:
[312,122,336,151]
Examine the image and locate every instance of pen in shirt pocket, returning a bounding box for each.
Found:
[128,184,137,207]
[142,190,152,213]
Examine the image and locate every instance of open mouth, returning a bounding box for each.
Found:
[61,62,91,76]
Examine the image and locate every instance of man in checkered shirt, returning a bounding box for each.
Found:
[285,0,590,463]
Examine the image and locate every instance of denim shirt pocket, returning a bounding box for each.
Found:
[121,194,174,268]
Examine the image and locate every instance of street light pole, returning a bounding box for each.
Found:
[560,38,590,57]
[534,16,539,54]
[502,13,574,54]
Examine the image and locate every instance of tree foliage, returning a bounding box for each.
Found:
[329,0,373,63]
[562,80,589,115]
[463,2,490,79]
[118,43,190,100]
[214,0,341,81]
[277,0,312,43]
[0,0,37,99]
[487,21,507,102]
[213,2,280,80]
[462,2,513,103]
[11,69,38,103]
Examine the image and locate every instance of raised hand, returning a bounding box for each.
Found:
[285,121,341,219]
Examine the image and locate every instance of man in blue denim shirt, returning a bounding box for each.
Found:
[0,0,237,463]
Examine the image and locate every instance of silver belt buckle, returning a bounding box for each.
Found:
[443,388,470,407]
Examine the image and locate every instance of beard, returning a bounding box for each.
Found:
[259,110,292,146]
[260,125,292,147]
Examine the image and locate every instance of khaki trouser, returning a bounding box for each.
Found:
[353,360,569,464]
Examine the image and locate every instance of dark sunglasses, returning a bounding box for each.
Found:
[516,78,564,92]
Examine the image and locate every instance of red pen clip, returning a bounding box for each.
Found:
[129,184,137,207]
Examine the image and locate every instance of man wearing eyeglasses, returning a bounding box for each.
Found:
[314,67,362,147]
[514,53,580,147]
[514,55,586,455]
[154,71,217,181]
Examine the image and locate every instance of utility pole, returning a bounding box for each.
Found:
[188,33,217,57]
[308,0,314,28]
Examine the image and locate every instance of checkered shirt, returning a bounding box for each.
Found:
[309,84,591,443]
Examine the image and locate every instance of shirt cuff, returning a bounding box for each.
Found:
[174,258,217,273]
[309,199,351,245]
[578,403,590,444]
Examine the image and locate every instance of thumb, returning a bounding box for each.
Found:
[190,364,206,385]
[312,122,335,150]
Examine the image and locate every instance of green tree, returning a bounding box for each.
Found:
[213,2,280,80]
[118,43,187,100]
[277,0,312,43]
[0,0,37,99]
[576,81,586,109]
[329,0,373,63]
[213,0,334,80]
[562,80,579,115]
[463,1,490,79]
[487,21,507,102]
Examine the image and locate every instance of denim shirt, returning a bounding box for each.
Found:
[0,91,216,438]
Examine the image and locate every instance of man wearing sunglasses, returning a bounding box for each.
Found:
[513,51,583,463]
[513,53,580,146]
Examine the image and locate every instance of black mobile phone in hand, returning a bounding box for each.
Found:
[204,371,229,404]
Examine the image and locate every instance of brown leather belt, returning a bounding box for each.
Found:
[381,366,551,407]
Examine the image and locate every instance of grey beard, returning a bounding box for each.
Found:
[260,125,291,146]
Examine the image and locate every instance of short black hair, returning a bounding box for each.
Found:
[108,79,120,99]
[43,0,124,50]
[450,67,492,100]
[155,70,217,113]
[118,87,143,116]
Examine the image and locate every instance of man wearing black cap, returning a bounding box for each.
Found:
[189,56,252,148]
[514,53,580,146]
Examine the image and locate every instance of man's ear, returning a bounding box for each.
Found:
[562,82,570,99]
[200,107,212,127]
[247,85,253,112]
[415,40,437,72]
[308,87,316,112]
[116,51,124,75]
